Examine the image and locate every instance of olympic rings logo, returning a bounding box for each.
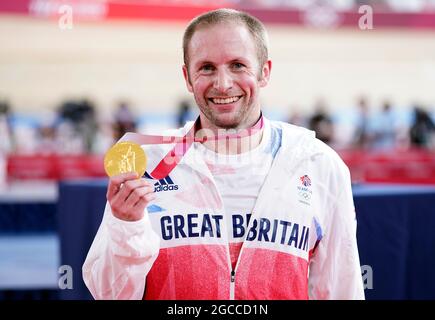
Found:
[298,191,311,200]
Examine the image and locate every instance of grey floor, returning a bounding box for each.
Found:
[0,181,59,290]
[0,234,59,289]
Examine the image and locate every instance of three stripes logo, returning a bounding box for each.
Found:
[144,172,179,193]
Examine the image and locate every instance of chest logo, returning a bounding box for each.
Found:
[145,172,179,193]
[297,175,312,205]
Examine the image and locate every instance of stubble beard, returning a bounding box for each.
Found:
[196,96,254,130]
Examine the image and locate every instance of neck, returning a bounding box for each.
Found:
[196,113,264,155]
[207,129,264,155]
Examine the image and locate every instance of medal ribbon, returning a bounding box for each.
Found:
[118,114,264,180]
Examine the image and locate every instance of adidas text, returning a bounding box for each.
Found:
[154,185,179,192]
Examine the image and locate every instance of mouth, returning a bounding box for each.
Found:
[207,95,243,105]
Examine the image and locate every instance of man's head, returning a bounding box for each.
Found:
[183,9,269,71]
[182,8,272,129]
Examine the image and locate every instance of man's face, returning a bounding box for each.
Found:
[183,23,271,129]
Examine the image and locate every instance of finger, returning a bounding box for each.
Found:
[134,192,156,213]
[107,172,139,200]
[114,179,151,203]
[115,188,154,221]
[124,186,154,209]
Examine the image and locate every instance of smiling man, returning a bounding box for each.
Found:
[182,17,269,131]
[83,8,365,300]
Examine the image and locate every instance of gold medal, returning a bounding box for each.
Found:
[104,141,147,178]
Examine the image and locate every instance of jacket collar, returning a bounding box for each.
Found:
[146,117,322,180]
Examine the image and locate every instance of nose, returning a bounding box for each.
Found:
[213,68,233,93]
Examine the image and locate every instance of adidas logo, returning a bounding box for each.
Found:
[144,172,179,193]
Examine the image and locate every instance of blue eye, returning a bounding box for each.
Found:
[232,62,245,69]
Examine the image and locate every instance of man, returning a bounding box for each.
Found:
[83,8,365,300]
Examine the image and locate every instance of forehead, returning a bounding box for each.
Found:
[188,22,257,65]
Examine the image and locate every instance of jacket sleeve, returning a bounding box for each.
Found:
[308,164,365,300]
[82,202,160,300]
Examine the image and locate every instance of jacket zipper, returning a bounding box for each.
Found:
[230,270,235,300]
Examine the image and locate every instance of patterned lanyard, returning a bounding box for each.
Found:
[119,114,264,179]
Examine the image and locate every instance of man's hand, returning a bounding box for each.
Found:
[107,172,155,221]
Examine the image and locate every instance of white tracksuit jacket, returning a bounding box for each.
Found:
[82,118,365,300]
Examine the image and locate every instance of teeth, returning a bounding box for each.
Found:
[211,96,241,104]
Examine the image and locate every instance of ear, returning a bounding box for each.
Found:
[258,60,272,88]
[182,65,193,93]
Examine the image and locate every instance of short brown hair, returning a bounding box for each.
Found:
[182,8,269,68]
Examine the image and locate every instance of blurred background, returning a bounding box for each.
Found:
[1,0,435,300]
